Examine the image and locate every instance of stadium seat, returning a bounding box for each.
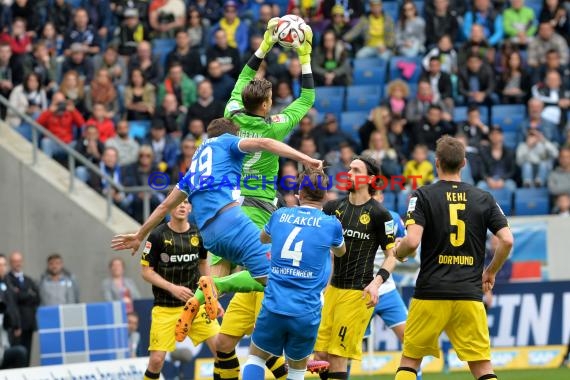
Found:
[514,188,550,216]
[511,261,542,281]
[397,191,412,216]
[129,120,151,140]
[353,66,387,86]
[388,56,423,84]
[152,39,176,67]
[340,111,367,143]
[346,85,382,111]
[525,0,543,17]
[314,95,343,118]
[453,106,490,124]
[414,1,425,16]
[488,188,513,216]
[382,2,399,21]
[382,191,396,211]
[491,105,526,132]
[353,57,386,70]
[503,131,517,149]
[315,86,345,99]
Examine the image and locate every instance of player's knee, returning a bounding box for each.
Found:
[147,352,165,372]
[216,334,239,353]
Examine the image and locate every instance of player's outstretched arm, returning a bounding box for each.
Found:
[239,137,322,170]
[483,226,514,292]
[111,188,188,255]
[224,18,279,117]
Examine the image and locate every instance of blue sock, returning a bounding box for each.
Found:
[417,369,423,380]
[243,355,266,380]
[347,360,351,378]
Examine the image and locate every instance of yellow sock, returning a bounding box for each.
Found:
[266,356,288,379]
[395,367,417,380]
[216,350,240,380]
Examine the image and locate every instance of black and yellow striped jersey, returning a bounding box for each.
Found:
[323,198,395,290]
[141,222,207,307]
[406,180,509,301]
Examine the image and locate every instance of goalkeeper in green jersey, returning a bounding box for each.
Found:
[209,18,317,380]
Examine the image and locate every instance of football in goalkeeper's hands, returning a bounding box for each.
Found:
[273,14,307,49]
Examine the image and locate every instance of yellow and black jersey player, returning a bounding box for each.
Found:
[393,135,514,380]
[140,198,220,380]
[314,155,397,380]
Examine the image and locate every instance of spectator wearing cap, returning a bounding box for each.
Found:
[105,120,141,166]
[477,125,518,192]
[60,43,95,84]
[527,21,569,68]
[114,8,150,57]
[157,61,197,115]
[324,4,352,40]
[343,0,395,60]
[148,0,186,38]
[210,0,249,54]
[165,30,204,80]
[517,98,560,145]
[63,8,101,56]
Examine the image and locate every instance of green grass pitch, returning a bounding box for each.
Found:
[350,368,569,379]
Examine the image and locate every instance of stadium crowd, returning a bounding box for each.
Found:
[1,0,570,222]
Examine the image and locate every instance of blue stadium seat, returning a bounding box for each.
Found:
[129,120,151,140]
[382,191,397,211]
[414,1,425,16]
[152,39,176,67]
[382,2,399,21]
[346,85,382,111]
[340,111,367,143]
[491,105,526,132]
[353,66,387,86]
[353,57,386,70]
[388,56,423,83]
[514,188,550,216]
[526,0,543,16]
[314,95,344,118]
[503,132,517,149]
[315,86,345,99]
[453,106,490,125]
[488,188,513,216]
[397,191,411,216]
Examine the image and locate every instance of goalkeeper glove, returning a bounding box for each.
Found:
[296,24,313,65]
[259,17,280,56]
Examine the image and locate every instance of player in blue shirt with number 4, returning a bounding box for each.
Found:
[242,169,346,380]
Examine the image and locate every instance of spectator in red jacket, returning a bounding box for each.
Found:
[37,92,85,158]
[86,103,116,143]
[0,18,32,57]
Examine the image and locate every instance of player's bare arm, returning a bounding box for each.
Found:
[259,229,272,244]
[141,265,194,302]
[362,247,396,308]
[111,188,187,255]
[483,226,514,292]
[331,242,346,257]
[238,137,323,170]
[394,224,424,261]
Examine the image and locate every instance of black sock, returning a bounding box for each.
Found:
[478,374,498,380]
[144,369,160,380]
[327,372,348,379]
[319,371,329,380]
[397,367,418,375]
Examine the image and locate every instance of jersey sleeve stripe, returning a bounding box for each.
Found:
[263,225,271,236]
[333,239,345,249]
[176,183,189,196]
[405,219,416,226]
[385,242,395,250]
[140,259,150,266]
[236,139,247,154]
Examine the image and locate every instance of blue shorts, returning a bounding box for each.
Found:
[200,206,270,278]
[252,307,321,361]
[364,289,408,337]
